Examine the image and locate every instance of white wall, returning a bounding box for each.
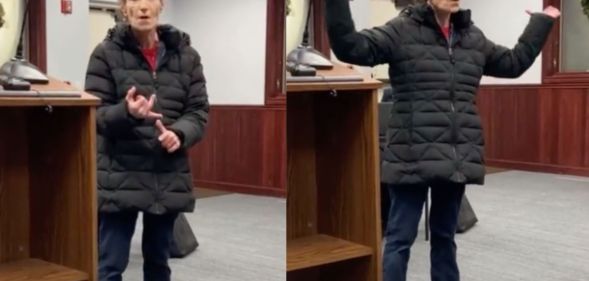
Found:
[328,0,375,76]
[462,0,542,85]
[286,0,310,55]
[163,0,267,105]
[46,0,90,88]
[0,0,24,65]
[350,0,372,32]
[367,0,400,79]
[88,9,116,57]
[160,2,174,24]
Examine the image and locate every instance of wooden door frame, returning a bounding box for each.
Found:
[28,1,46,73]
[264,0,286,106]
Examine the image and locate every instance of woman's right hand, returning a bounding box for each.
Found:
[125,86,163,120]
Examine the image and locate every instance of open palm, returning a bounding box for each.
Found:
[542,5,561,19]
[526,5,561,19]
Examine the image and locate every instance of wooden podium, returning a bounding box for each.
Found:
[287,66,383,281]
[0,79,99,281]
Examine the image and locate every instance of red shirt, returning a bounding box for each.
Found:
[141,46,158,71]
[441,26,450,40]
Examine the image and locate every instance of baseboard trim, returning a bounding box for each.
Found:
[194,180,286,198]
[486,159,589,177]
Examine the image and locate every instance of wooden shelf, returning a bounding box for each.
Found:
[0,259,88,281]
[287,235,373,272]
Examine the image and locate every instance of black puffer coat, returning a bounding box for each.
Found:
[326,2,554,186]
[85,23,209,214]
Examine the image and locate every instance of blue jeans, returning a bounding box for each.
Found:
[383,183,465,281]
[98,211,178,281]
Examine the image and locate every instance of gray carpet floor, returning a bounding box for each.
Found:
[122,194,286,281]
[119,170,589,281]
[405,171,589,281]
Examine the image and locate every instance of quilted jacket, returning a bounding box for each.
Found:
[326,2,554,185]
[85,23,209,214]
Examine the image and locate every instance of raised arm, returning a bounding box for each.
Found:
[325,0,401,66]
[483,7,559,78]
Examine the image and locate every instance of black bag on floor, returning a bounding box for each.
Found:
[170,213,199,258]
[456,194,478,233]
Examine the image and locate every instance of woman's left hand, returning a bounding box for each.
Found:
[155,120,181,153]
[526,6,561,19]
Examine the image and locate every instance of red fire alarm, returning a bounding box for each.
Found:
[61,0,72,14]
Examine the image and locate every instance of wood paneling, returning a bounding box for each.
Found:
[585,98,589,167]
[189,106,286,197]
[477,85,589,176]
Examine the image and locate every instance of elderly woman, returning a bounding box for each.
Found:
[84,0,209,280]
[325,0,559,280]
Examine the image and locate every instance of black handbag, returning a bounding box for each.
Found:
[170,213,199,258]
[456,194,478,233]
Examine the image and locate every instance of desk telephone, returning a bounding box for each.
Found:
[0,75,31,91]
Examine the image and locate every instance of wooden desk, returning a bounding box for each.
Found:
[0,79,99,281]
[287,66,383,281]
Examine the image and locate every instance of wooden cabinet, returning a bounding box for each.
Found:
[287,66,383,281]
[0,79,99,281]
